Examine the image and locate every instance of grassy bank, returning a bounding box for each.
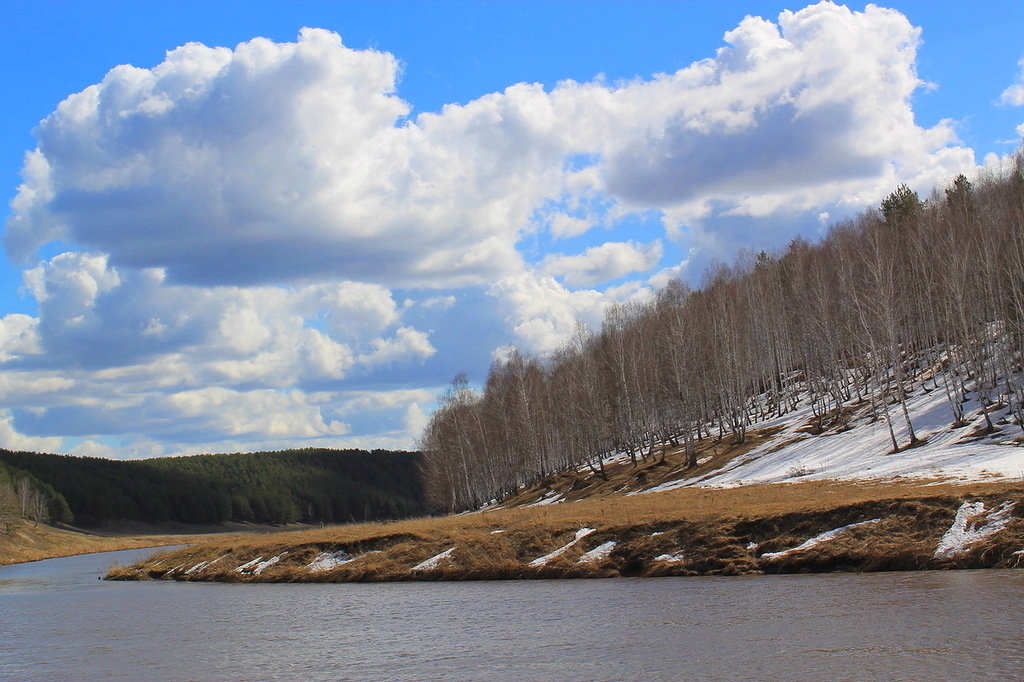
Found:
[0,518,308,566]
[0,519,205,566]
[106,478,1024,582]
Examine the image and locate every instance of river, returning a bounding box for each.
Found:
[1,547,1022,680]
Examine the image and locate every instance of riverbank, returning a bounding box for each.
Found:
[0,518,203,566]
[105,478,1024,582]
[0,518,307,566]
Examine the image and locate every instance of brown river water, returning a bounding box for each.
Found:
[1,547,1022,680]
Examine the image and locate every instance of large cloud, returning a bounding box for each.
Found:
[17,251,433,379]
[556,3,972,217]
[8,7,975,289]
[6,28,540,288]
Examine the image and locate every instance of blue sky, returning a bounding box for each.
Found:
[1,1,1022,458]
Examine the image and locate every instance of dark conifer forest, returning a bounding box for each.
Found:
[0,448,423,527]
[422,158,1024,512]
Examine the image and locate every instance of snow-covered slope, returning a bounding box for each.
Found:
[637,386,1023,494]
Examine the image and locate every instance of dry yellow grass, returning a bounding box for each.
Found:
[0,518,302,566]
[107,477,1024,582]
[0,518,208,566]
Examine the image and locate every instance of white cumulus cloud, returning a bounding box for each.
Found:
[543,240,662,287]
[489,272,650,356]
[6,28,536,289]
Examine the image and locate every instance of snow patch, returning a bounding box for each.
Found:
[761,519,881,560]
[307,551,356,573]
[578,541,617,564]
[252,553,287,575]
[632,387,1024,493]
[412,547,456,571]
[654,552,686,564]
[234,553,287,575]
[526,491,565,507]
[185,553,228,575]
[234,557,263,573]
[601,451,632,466]
[934,501,1016,559]
[529,528,596,566]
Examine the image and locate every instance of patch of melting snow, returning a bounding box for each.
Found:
[307,551,356,573]
[655,552,686,564]
[185,553,228,575]
[526,491,565,507]
[251,553,287,575]
[234,557,263,573]
[310,550,381,572]
[650,531,665,537]
[412,547,456,571]
[934,501,1016,559]
[490,529,505,534]
[601,451,632,466]
[186,561,209,575]
[529,528,596,567]
[761,519,881,560]
[578,541,617,564]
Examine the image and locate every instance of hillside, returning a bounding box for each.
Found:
[0,460,73,529]
[421,166,1024,514]
[502,375,1023,505]
[106,389,1024,583]
[0,448,424,528]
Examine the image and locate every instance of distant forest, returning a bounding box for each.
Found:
[422,156,1024,512]
[0,448,424,527]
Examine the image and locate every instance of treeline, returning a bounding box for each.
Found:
[0,461,73,532]
[0,448,424,527]
[422,156,1024,512]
